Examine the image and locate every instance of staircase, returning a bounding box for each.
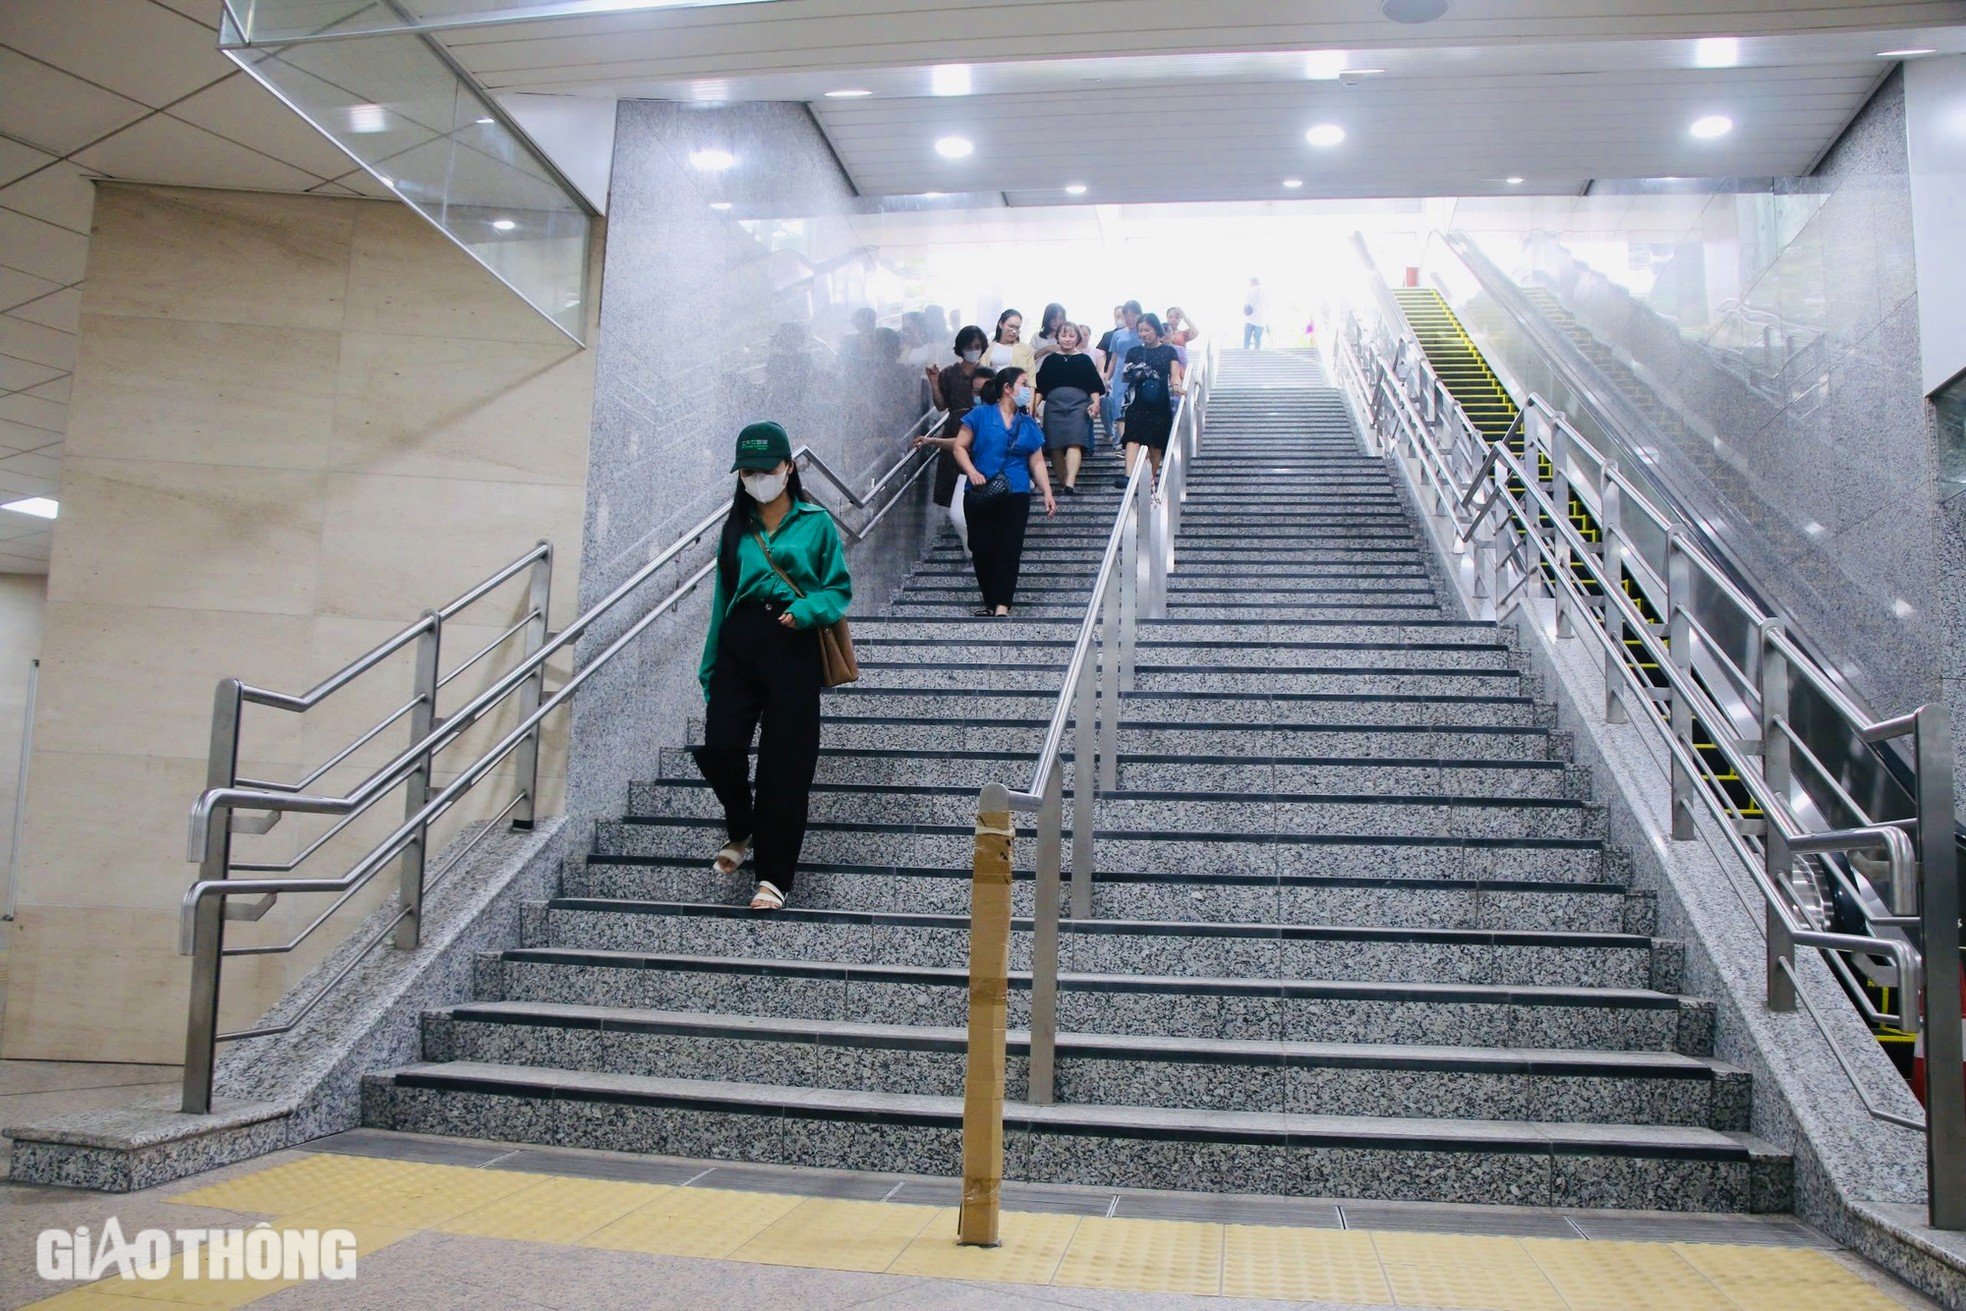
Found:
[363,349,1789,1213]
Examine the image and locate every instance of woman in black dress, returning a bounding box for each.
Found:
[1033,321,1105,494]
[1120,313,1186,501]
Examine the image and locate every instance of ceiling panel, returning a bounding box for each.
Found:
[0,161,100,234]
[0,50,151,155]
[0,0,234,109]
[0,209,90,287]
[74,112,327,192]
[12,287,83,335]
[168,73,372,181]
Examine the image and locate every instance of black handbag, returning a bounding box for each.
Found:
[966,422,1022,505]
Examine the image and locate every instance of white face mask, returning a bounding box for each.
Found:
[1014,385,1033,408]
[742,468,788,503]
[961,349,983,364]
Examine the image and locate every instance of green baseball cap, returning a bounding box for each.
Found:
[731,421,793,471]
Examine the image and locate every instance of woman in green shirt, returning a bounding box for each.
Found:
[693,421,853,911]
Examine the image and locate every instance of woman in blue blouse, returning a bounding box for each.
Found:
[952,366,1056,616]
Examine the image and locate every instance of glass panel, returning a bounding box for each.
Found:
[221,5,591,341]
[226,0,773,44]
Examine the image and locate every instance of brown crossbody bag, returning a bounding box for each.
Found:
[751,528,859,687]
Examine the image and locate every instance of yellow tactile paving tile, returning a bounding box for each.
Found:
[1671,1241,1915,1311]
[1223,1224,1395,1304]
[1051,1215,1225,1296]
[435,1175,674,1244]
[579,1185,804,1260]
[167,1156,535,1229]
[1370,1231,1567,1311]
[731,1197,945,1272]
[887,1207,1082,1285]
[1521,1237,1735,1311]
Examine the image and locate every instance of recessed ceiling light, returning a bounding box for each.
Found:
[1282,178,1304,189]
[921,191,946,198]
[931,65,972,96]
[1380,0,1447,22]
[689,148,737,171]
[1878,48,1938,57]
[1693,37,1740,68]
[1304,50,1349,80]
[474,116,495,125]
[709,201,732,210]
[491,218,517,231]
[935,136,974,159]
[1305,123,1346,147]
[1064,182,1087,195]
[1505,176,1525,185]
[1690,114,1733,139]
[347,103,388,133]
[2,496,57,519]
[825,88,873,98]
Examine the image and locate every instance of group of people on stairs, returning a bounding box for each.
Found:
[692,303,1200,913]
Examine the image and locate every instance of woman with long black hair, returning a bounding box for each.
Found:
[694,421,852,911]
[918,324,992,552]
[1119,313,1186,502]
[952,367,1055,616]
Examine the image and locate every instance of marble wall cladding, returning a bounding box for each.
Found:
[2,184,595,1063]
[565,100,939,822]
[1462,71,1943,719]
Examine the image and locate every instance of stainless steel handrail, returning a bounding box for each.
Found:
[1337,300,1965,1230]
[958,341,1214,1243]
[177,408,944,1115]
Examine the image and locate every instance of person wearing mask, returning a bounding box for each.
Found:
[1031,302,1069,366]
[953,367,1056,616]
[986,308,1036,375]
[1243,277,1267,349]
[1033,321,1104,495]
[1116,314,1186,500]
[1100,300,1144,449]
[918,325,992,552]
[695,422,852,912]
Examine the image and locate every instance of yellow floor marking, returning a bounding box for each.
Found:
[435,1176,673,1245]
[887,1207,1082,1284]
[579,1186,804,1260]
[1051,1216,1224,1296]
[1672,1242,1913,1311]
[1371,1232,1566,1311]
[730,1197,943,1273]
[167,1156,533,1229]
[1222,1225,1395,1304]
[1521,1237,1734,1311]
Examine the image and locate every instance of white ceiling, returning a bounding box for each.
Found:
[4,0,1965,573]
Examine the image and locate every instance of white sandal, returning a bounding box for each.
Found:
[712,838,749,875]
[749,880,785,912]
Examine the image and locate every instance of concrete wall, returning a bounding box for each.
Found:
[0,184,596,1064]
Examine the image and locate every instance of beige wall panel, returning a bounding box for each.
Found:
[2,906,285,1063]
[333,331,592,485]
[83,186,353,333]
[315,472,584,626]
[48,457,328,616]
[31,600,312,761]
[64,313,343,469]
[342,204,572,347]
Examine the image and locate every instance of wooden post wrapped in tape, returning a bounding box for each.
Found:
[958,781,1013,1247]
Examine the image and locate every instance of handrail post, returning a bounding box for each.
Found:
[958,781,1013,1247]
[1071,647,1096,921]
[1120,494,1138,694]
[1029,766,1064,1105]
[1914,704,1966,1229]
[1600,464,1629,724]
[397,612,441,950]
[1099,571,1121,793]
[1664,534,1697,840]
[181,677,244,1114]
[511,543,553,830]
[1759,620,1797,1012]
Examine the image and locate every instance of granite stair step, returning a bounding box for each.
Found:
[849,664,1517,697]
[362,1061,1785,1210]
[477,948,1711,1054]
[425,1004,1746,1129]
[564,857,1640,931]
[853,637,1512,671]
[815,688,1552,729]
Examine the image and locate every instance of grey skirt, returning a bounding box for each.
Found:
[1042,387,1095,453]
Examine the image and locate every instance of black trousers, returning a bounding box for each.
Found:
[967,491,1031,611]
[692,601,823,890]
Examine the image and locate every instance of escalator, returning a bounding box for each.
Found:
[1393,288,1519,441]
